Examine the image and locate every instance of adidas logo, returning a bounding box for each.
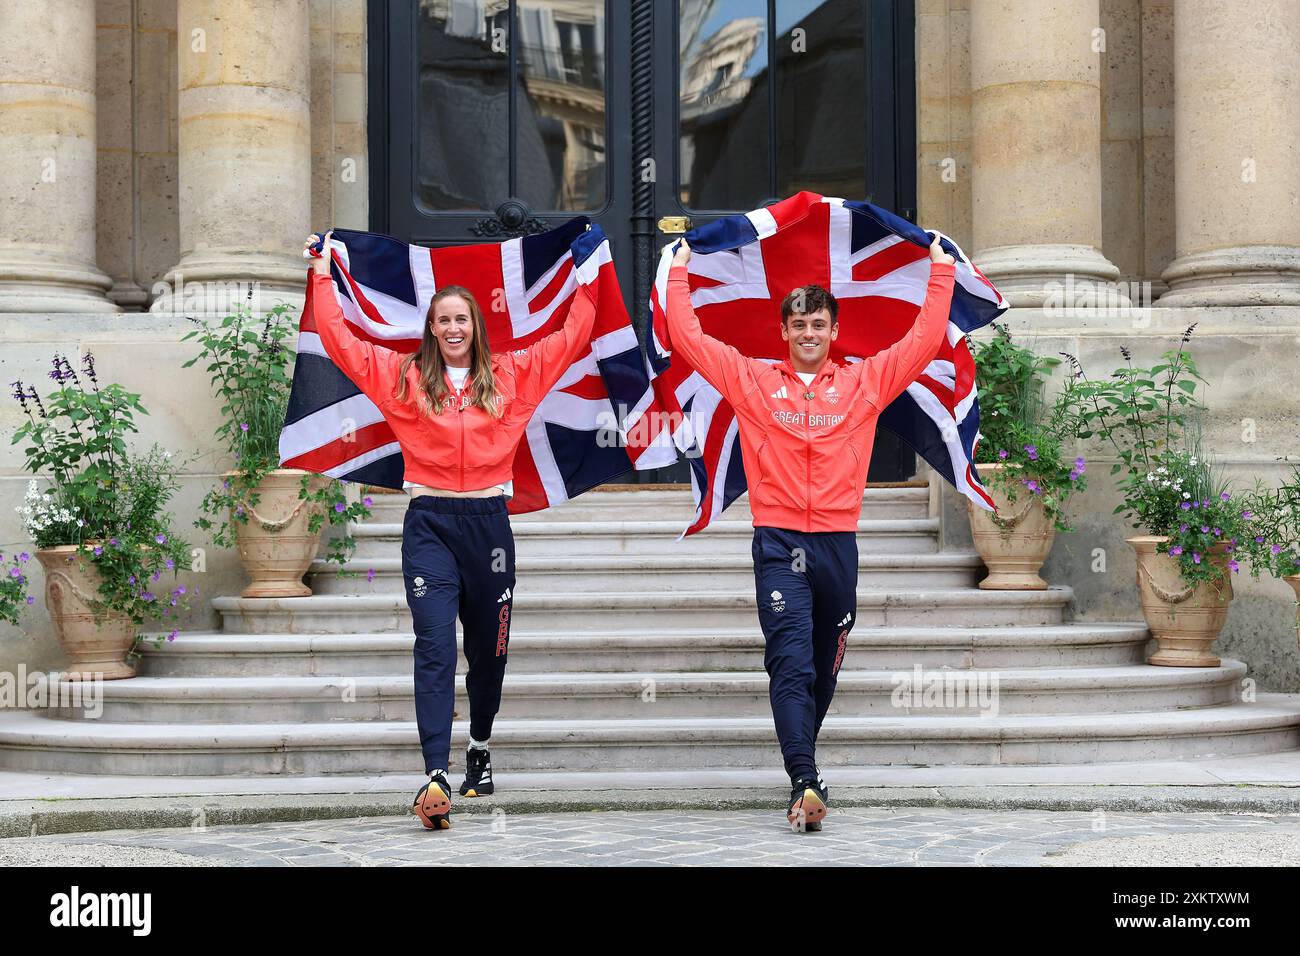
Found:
[497,587,512,603]
[837,612,852,627]
[771,385,788,399]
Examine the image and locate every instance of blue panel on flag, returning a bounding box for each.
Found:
[332,228,418,306]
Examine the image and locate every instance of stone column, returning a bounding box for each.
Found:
[1158,0,1300,306]
[151,0,311,313]
[0,0,117,312]
[969,0,1129,308]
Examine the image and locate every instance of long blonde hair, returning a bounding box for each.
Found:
[395,285,501,417]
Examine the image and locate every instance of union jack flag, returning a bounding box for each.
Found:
[645,191,1008,536]
[279,217,658,514]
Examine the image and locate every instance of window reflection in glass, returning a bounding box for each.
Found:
[775,0,867,199]
[415,1,606,214]
[678,0,769,210]
[516,1,607,211]
[677,0,869,211]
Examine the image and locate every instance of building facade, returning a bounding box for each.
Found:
[2,0,1299,690]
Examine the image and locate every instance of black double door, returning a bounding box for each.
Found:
[369,0,917,482]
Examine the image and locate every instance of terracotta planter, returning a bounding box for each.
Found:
[1286,575,1300,645]
[968,462,1055,590]
[34,544,137,680]
[1128,535,1234,667]
[228,468,331,598]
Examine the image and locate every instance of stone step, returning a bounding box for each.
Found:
[140,622,1150,677]
[210,586,1076,634]
[3,699,1298,774]
[307,551,985,594]
[361,485,932,525]
[56,663,1248,723]
[347,517,943,559]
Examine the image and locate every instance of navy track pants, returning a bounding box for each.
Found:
[752,526,858,781]
[401,495,515,774]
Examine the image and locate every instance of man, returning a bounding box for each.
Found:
[665,232,957,830]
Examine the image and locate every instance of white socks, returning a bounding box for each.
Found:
[468,737,489,751]
[428,768,446,780]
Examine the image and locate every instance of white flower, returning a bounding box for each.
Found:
[1183,492,1191,499]
[1189,457,1198,465]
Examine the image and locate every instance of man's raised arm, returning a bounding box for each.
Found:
[857,234,957,411]
[664,241,761,408]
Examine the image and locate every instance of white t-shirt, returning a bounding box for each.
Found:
[402,364,514,499]
[796,372,815,386]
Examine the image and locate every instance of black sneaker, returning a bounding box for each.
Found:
[413,772,453,830]
[787,774,828,832]
[460,747,494,797]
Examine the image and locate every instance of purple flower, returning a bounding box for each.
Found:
[334,502,346,513]
[93,546,103,556]
[1192,552,1202,564]
[1220,492,1230,501]
[223,478,231,489]
[1228,559,1239,573]
[1074,457,1086,470]
[998,449,1009,460]
[127,574,136,585]
[1068,470,1079,481]
[367,568,377,582]
[1024,480,1041,494]
[165,557,174,570]
[1242,511,1253,519]
[176,585,187,595]
[1179,524,1188,533]
[1201,526,1210,534]
[167,629,177,642]
[1024,444,1038,460]
[362,496,373,507]
[110,537,120,547]
[151,570,161,581]
[1180,502,1191,511]
[235,505,245,517]
[155,533,166,544]
[18,552,29,562]
[1255,535,1265,544]
[7,567,19,578]
[1273,544,1283,555]
[141,591,155,602]
[1169,545,1183,556]
[25,595,34,605]
[240,422,249,432]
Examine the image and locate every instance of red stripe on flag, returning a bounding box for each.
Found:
[527,257,575,315]
[506,435,547,515]
[683,403,736,536]
[282,420,399,473]
[851,240,926,283]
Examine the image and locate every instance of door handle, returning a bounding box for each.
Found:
[657,216,691,235]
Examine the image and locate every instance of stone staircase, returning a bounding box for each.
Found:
[3,484,1300,777]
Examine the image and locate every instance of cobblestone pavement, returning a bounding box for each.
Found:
[5,807,1300,866]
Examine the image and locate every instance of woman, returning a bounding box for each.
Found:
[304,231,597,830]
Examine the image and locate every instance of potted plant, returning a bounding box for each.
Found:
[9,354,195,679]
[1239,465,1300,635]
[1066,325,1243,666]
[969,324,1089,589]
[183,297,372,597]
